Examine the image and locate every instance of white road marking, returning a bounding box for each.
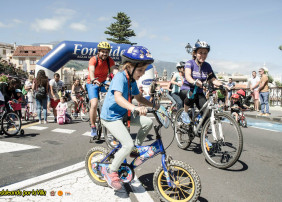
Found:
[51,128,76,134]
[250,126,279,132]
[1,162,85,190]
[82,131,104,137]
[129,176,154,202]
[26,126,48,130]
[0,141,40,154]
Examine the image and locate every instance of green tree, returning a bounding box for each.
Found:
[268,74,274,84]
[105,12,136,44]
[279,45,282,51]
[275,81,282,87]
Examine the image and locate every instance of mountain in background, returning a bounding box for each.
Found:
[32,41,177,78]
[63,59,177,78]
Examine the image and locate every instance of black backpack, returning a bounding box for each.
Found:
[35,85,46,100]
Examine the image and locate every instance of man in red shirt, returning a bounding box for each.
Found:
[86,41,115,142]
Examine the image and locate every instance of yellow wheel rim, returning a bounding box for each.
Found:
[87,151,106,183]
[157,166,195,202]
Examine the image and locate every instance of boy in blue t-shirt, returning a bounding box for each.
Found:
[100,46,157,190]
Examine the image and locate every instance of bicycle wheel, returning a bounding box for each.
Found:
[201,112,243,169]
[85,146,112,187]
[174,108,192,149]
[240,116,247,128]
[153,160,201,202]
[68,103,76,119]
[1,112,22,136]
[104,126,120,149]
[80,102,90,122]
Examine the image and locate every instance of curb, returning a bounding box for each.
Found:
[244,114,282,123]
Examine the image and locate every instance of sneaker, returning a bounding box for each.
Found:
[89,127,98,143]
[38,120,42,124]
[44,120,48,124]
[54,118,57,122]
[180,111,190,124]
[262,113,270,116]
[257,113,264,116]
[101,168,122,190]
[130,147,140,158]
[74,113,78,117]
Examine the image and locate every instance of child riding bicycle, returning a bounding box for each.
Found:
[100,46,158,190]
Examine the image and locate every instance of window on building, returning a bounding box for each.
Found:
[19,58,25,65]
[32,51,36,53]
[24,51,28,53]
[3,49,6,55]
[30,59,36,65]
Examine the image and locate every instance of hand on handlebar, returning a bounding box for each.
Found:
[135,106,147,116]
[195,80,203,88]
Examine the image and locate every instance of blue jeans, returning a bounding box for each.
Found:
[259,92,269,114]
[36,97,48,121]
[171,92,183,110]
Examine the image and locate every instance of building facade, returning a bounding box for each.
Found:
[12,45,52,75]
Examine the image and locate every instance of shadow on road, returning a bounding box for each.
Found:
[223,160,249,172]
[0,133,39,139]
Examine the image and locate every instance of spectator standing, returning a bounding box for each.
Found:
[258,68,270,116]
[24,75,37,116]
[0,79,18,112]
[49,73,64,122]
[33,70,49,124]
[226,78,235,101]
[248,71,260,112]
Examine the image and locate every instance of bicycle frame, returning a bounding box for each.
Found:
[188,90,224,141]
[97,111,174,187]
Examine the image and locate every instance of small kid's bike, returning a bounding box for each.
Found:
[0,101,23,136]
[68,91,90,122]
[24,102,35,121]
[86,106,201,202]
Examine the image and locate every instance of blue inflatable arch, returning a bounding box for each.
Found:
[35,40,132,78]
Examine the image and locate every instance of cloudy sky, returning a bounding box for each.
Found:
[1,0,281,75]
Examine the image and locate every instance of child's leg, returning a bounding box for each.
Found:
[131,115,153,146]
[101,119,134,172]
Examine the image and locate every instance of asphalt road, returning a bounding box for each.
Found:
[0,116,281,202]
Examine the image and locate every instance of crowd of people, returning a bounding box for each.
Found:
[0,40,272,191]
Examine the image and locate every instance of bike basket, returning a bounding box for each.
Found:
[156,105,170,128]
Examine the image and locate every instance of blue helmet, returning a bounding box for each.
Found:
[15,89,22,93]
[122,46,154,65]
[193,40,210,52]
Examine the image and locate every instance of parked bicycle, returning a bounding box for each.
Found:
[174,85,243,169]
[68,91,90,122]
[24,102,35,121]
[0,101,23,136]
[85,106,201,202]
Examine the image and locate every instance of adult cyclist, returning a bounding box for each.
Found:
[86,41,115,142]
[170,61,185,110]
[179,40,223,124]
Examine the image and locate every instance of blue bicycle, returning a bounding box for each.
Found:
[85,106,201,202]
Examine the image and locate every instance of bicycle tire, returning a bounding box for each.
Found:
[68,103,76,119]
[174,108,192,149]
[201,112,243,169]
[153,160,201,202]
[85,146,112,187]
[80,102,90,122]
[1,112,22,136]
[103,126,120,149]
